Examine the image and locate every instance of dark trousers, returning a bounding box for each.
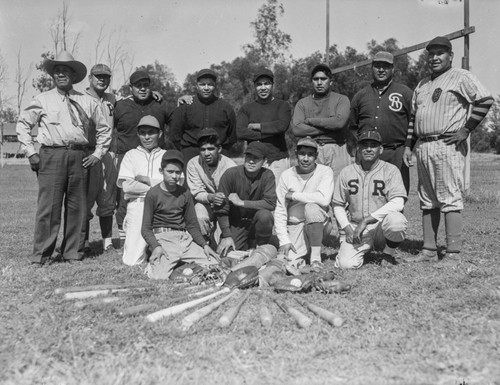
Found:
[115,153,127,229]
[31,147,87,262]
[230,209,275,251]
[380,145,410,195]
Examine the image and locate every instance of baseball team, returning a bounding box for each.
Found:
[16,35,493,277]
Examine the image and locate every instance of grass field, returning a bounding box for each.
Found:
[1,153,499,385]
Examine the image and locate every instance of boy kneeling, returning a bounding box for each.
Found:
[142,151,219,279]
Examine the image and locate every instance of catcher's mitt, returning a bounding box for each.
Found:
[223,266,259,289]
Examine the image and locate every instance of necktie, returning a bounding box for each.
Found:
[66,93,96,147]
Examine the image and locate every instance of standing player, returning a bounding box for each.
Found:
[403,36,493,264]
[291,63,352,181]
[81,64,117,252]
[334,130,407,269]
[350,51,413,193]
[237,68,291,181]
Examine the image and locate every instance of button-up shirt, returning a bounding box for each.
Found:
[16,87,111,159]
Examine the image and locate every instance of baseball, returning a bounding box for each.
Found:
[290,278,302,288]
[183,268,194,276]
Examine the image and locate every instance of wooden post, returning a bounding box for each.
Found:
[463,0,471,192]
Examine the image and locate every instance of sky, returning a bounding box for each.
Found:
[1,0,499,111]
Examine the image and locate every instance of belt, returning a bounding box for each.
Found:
[153,227,186,234]
[383,143,404,150]
[419,134,453,143]
[129,197,145,203]
[42,144,95,151]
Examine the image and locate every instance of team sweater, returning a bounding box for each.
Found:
[274,164,334,245]
[236,98,291,162]
[141,184,206,250]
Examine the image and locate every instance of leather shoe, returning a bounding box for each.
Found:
[404,249,439,263]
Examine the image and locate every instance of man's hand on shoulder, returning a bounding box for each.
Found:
[177,95,194,106]
[29,153,40,172]
[152,91,164,103]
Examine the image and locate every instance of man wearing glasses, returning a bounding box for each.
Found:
[170,68,237,161]
[113,70,173,241]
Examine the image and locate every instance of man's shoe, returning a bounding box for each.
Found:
[310,260,325,272]
[404,249,439,263]
[29,256,48,266]
[435,252,462,268]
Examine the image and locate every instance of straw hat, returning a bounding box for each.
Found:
[44,51,87,84]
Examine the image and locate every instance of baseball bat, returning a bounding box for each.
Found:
[295,299,345,327]
[146,287,230,323]
[181,290,238,330]
[74,296,122,309]
[63,287,149,300]
[274,299,312,329]
[259,306,273,327]
[55,283,138,295]
[218,292,250,328]
[119,303,158,317]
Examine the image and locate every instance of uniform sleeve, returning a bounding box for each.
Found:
[225,104,238,145]
[370,197,405,222]
[236,105,261,141]
[307,94,350,131]
[385,165,407,201]
[260,101,292,137]
[291,99,325,137]
[332,169,349,207]
[243,171,277,211]
[349,91,361,133]
[141,190,161,250]
[116,152,150,193]
[186,158,210,204]
[184,192,207,247]
[292,167,334,207]
[274,172,291,246]
[16,98,42,157]
[91,99,112,159]
[215,170,232,238]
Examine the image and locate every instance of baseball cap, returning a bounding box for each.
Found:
[358,130,382,144]
[426,36,452,51]
[136,115,160,130]
[244,141,266,159]
[372,51,394,65]
[311,63,331,78]
[196,68,217,81]
[296,137,318,150]
[162,150,185,169]
[197,128,219,142]
[91,64,112,76]
[253,68,274,83]
[129,70,150,85]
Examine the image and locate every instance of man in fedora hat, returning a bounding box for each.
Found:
[16,51,111,264]
[350,51,413,194]
[170,68,237,161]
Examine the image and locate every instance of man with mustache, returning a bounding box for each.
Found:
[237,68,291,181]
[274,137,334,269]
[16,51,111,264]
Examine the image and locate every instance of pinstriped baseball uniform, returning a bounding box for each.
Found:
[412,68,491,211]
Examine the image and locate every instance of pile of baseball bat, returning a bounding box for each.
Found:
[54,280,346,330]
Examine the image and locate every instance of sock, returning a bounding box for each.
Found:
[444,211,463,253]
[103,238,113,249]
[84,240,90,249]
[99,216,113,239]
[310,246,321,264]
[422,209,440,251]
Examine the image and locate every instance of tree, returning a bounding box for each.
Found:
[243,0,292,68]
[32,52,54,93]
[15,48,32,115]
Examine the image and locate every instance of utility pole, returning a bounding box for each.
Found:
[325,0,330,65]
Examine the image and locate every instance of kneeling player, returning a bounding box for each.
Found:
[142,151,219,279]
[333,130,407,269]
[275,138,334,268]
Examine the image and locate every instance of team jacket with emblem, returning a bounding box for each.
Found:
[332,160,407,224]
[350,81,412,145]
